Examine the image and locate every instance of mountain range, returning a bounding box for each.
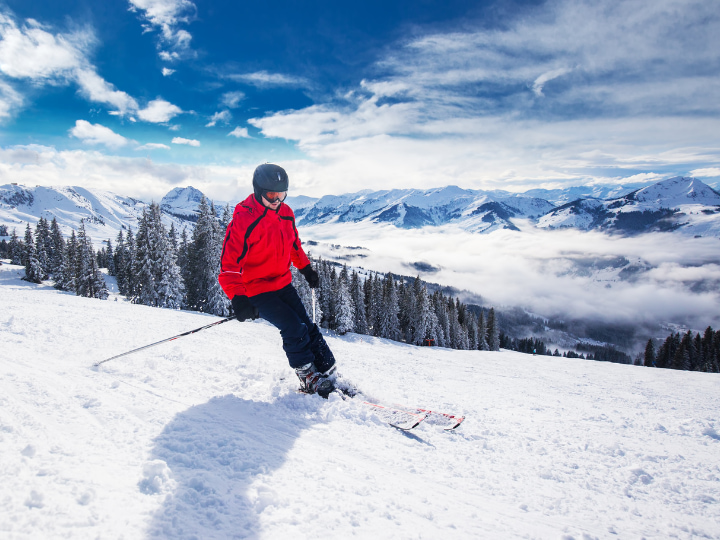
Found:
[1,177,719,242]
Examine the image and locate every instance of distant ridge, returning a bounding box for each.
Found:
[2,176,719,240]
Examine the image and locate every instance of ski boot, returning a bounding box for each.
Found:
[295,362,334,399]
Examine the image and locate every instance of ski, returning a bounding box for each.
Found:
[412,408,465,430]
[362,402,428,431]
[297,375,464,431]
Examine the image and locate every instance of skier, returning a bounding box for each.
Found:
[218,163,337,397]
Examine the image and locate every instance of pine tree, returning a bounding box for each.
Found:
[49,218,65,278]
[318,260,334,329]
[76,221,108,299]
[335,266,355,335]
[477,310,489,351]
[486,307,500,351]
[433,291,450,348]
[643,339,655,367]
[8,228,23,265]
[23,223,44,284]
[378,273,401,341]
[34,217,50,279]
[350,270,368,335]
[133,207,157,306]
[55,230,78,292]
[408,277,430,346]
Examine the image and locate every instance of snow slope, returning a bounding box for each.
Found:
[1,264,719,539]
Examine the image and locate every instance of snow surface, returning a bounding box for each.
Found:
[1,263,719,539]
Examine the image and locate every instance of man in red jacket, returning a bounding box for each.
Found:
[219,163,336,398]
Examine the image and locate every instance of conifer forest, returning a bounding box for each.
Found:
[2,198,719,372]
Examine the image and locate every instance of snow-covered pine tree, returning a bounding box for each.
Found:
[22,224,33,267]
[23,224,44,284]
[486,307,500,351]
[34,217,51,279]
[148,203,184,309]
[177,227,190,294]
[104,240,115,276]
[467,312,479,350]
[291,264,316,322]
[410,277,430,346]
[124,228,137,299]
[335,266,355,335]
[378,273,401,341]
[132,208,158,306]
[433,291,450,348]
[206,202,230,316]
[48,218,65,278]
[350,270,368,335]
[477,310,489,351]
[76,221,108,299]
[317,260,334,328]
[8,228,23,265]
[113,230,128,295]
[397,278,412,341]
[367,273,384,337]
[55,230,77,292]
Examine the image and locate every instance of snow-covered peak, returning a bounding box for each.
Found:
[632,176,720,206]
[160,187,207,219]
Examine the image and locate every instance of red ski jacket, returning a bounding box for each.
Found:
[218,194,311,298]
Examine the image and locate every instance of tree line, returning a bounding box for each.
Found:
[2,199,501,352]
[290,258,500,351]
[643,328,720,372]
[2,217,108,299]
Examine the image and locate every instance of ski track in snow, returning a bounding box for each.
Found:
[1,263,719,539]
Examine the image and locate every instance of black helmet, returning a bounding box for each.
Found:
[253,163,289,203]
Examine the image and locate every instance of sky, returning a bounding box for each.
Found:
[0,0,719,201]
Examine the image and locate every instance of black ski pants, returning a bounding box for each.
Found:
[249,284,335,371]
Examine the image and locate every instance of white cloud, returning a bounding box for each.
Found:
[136,143,171,150]
[227,70,309,88]
[171,137,200,146]
[137,98,183,123]
[161,67,175,76]
[532,68,572,97]
[69,120,130,149]
[690,168,720,178]
[205,109,231,127]
[0,12,140,117]
[0,80,23,119]
[0,143,252,202]
[221,91,244,109]
[127,0,196,59]
[247,0,720,194]
[228,127,250,138]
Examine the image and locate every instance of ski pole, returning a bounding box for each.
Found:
[312,289,316,324]
[94,316,235,367]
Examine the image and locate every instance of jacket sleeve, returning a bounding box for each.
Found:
[218,214,248,299]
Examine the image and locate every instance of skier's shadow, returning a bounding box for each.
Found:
[144,394,309,539]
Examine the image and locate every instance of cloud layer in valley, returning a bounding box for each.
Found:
[303,221,720,333]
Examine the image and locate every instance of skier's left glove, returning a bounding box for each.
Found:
[232,295,259,322]
[299,265,320,288]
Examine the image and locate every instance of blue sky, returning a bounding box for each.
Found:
[0,0,719,201]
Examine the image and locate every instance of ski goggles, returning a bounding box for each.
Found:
[263,190,287,203]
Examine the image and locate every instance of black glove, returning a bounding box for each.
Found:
[299,265,320,288]
[232,295,259,322]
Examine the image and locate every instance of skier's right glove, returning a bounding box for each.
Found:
[299,265,320,288]
[232,295,259,322]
